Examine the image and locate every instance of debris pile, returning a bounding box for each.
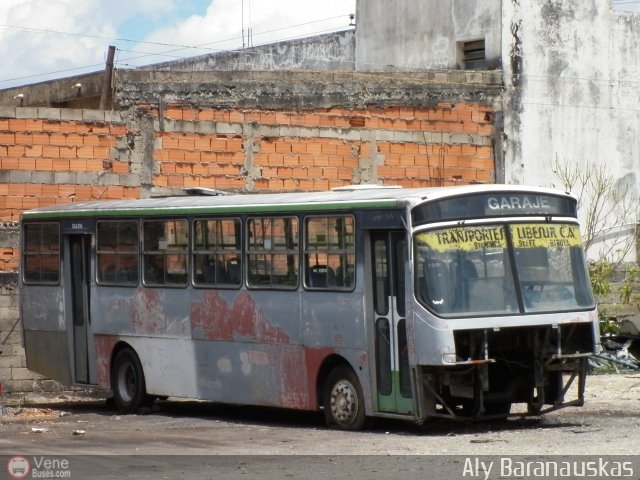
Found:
[590,337,640,372]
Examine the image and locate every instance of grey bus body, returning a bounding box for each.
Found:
[19,185,599,428]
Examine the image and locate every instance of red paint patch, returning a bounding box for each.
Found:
[94,335,119,389]
[191,291,289,343]
[132,289,166,334]
[278,347,308,409]
[303,347,336,410]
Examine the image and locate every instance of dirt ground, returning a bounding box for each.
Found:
[0,373,639,478]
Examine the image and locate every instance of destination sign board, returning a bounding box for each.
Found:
[415,225,507,252]
[412,192,576,225]
[510,223,582,249]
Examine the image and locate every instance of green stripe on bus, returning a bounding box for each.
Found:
[21,200,400,219]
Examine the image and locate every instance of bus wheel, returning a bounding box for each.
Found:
[111,348,151,414]
[323,366,366,430]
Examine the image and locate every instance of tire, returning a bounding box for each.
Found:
[323,366,366,430]
[111,348,152,414]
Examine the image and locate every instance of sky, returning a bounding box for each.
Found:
[0,0,356,89]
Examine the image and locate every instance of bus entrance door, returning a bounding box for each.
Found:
[68,235,93,384]
[371,231,413,415]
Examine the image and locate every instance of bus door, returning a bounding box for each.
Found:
[371,231,412,414]
[67,234,93,384]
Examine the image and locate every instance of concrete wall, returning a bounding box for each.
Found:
[148,31,355,72]
[501,0,640,259]
[355,0,502,71]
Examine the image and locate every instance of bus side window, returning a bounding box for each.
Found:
[193,218,242,288]
[23,223,61,284]
[143,219,188,287]
[97,221,139,286]
[304,215,355,291]
[247,217,299,290]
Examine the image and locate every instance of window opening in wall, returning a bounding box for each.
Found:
[462,39,486,70]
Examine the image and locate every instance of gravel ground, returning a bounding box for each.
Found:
[0,373,639,457]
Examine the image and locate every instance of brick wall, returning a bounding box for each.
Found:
[151,103,494,193]
[0,100,495,393]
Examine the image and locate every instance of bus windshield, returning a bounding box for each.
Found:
[414,222,595,317]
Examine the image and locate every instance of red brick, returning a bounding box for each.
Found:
[7,145,25,156]
[49,133,66,145]
[0,133,15,145]
[178,137,196,150]
[93,147,110,159]
[15,133,33,144]
[52,159,70,171]
[182,109,198,121]
[66,134,84,146]
[8,119,27,131]
[59,146,77,158]
[24,145,43,157]
[18,158,36,170]
[0,157,18,170]
[31,133,50,145]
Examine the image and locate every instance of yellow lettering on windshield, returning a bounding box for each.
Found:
[416,226,507,252]
[510,224,582,249]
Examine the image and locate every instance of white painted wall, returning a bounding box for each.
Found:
[502,0,640,260]
[355,0,502,70]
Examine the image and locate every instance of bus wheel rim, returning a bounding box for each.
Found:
[117,363,135,403]
[330,380,358,425]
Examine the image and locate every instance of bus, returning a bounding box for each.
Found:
[19,184,599,429]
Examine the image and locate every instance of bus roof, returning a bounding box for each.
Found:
[20,184,573,220]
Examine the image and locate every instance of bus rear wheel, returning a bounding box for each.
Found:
[323,366,366,430]
[111,348,152,414]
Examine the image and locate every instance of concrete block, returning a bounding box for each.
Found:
[83,110,106,122]
[215,123,243,135]
[76,172,100,184]
[393,131,415,143]
[119,174,141,187]
[377,130,394,141]
[37,107,61,120]
[11,367,38,381]
[103,110,123,123]
[341,130,363,142]
[118,137,131,149]
[255,125,281,137]
[279,126,301,137]
[0,106,16,118]
[9,171,32,183]
[60,109,83,121]
[450,133,472,144]
[195,121,217,135]
[53,172,78,184]
[15,107,39,119]
[173,121,196,134]
[0,355,22,369]
[31,172,55,184]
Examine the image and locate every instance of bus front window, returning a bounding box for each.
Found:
[414,223,594,317]
[510,223,594,312]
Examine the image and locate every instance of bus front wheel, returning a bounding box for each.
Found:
[323,366,366,430]
[111,348,151,414]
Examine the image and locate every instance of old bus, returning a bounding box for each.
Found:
[19,185,599,429]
